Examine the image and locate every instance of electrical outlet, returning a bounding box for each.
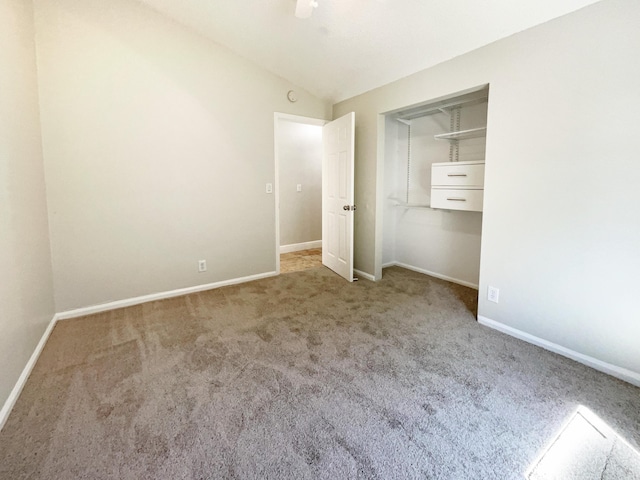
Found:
[296,184,302,192]
[265,183,273,194]
[198,260,207,272]
[487,286,499,303]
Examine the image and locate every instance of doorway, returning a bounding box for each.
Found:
[274,113,326,274]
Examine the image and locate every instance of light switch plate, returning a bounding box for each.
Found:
[488,286,499,303]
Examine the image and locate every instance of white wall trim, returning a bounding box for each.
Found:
[373,113,386,281]
[280,240,322,254]
[385,261,479,289]
[353,269,376,282]
[274,113,328,127]
[0,314,58,431]
[478,315,640,388]
[57,271,277,320]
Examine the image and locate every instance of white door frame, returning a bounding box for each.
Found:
[273,113,327,275]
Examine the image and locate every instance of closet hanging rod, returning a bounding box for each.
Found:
[394,203,433,209]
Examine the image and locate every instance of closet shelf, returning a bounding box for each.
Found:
[434,127,486,141]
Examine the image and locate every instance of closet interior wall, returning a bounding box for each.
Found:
[382,94,488,288]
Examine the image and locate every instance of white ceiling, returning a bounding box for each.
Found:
[134,0,602,103]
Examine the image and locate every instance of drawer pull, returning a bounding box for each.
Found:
[446,197,467,201]
[447,173,467,177]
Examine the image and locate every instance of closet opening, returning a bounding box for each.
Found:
[380,85,489,295]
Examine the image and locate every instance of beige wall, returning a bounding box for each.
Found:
[0,0,55,409]
[34,0,331,311]
[334,0,640,375]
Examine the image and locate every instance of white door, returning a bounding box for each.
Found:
[322,112,355,282]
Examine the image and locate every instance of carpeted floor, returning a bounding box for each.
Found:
[1,266,639,479]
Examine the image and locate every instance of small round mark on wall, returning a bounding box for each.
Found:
[287,90,298,103]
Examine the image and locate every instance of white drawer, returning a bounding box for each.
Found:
[431,188,484,212]
[432,163,485,187]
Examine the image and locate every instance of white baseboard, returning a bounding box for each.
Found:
[280,241,322,254]
[478,315,640,388]
[56,271,278,321]
[0,314,58,431]
[386,261,479,290]
[353,269,376,282]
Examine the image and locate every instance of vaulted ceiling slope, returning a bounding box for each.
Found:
[134,0,602,103]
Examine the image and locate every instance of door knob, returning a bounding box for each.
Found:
[343,205,350,211]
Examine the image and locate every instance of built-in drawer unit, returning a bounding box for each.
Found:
[430,160,485,212]
[430,188,484,212]
[431,161,485,187]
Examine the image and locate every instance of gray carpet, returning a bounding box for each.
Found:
[1,266,639,479]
